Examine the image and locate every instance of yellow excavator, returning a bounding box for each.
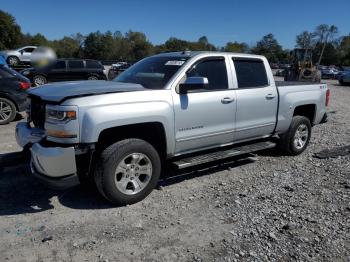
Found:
[284,48,321,82]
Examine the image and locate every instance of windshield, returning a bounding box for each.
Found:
[113,56,189,89]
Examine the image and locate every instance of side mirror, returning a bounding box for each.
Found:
[20,50,24,55]
[179,77,209,94]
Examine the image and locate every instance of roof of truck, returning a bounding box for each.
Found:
[153,51,265,59]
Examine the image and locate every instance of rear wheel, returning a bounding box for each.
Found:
[7,56,19,66]
[33,75,47,86]
[94,138,161,205]
[0,97,16,125]
[278,116,311,155]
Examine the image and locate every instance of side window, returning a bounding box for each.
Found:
[23,48,35,53]
[68,60,84,69]
[53,61,66,70]
[86,60,102,69]
[233,58,268,88]
[187,59,228,90]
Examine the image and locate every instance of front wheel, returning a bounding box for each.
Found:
[94,138,161,205]
[278,116,311,155]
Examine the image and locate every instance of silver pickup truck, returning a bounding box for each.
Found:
[16,51,330,205]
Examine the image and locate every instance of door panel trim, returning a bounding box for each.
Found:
[176,129,235,142]
[235,122,275,132]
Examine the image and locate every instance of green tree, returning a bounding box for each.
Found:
[338,35,350,65]
[296,31,315,49]
[29,33,49,46]
[0,10,22,49]
[52,35,82,58]
[314,24,338,64]
[251,33,285,63]
[125,31,153,60]
[223,41,249,53]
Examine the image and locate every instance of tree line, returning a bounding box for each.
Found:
[1,10,349,65]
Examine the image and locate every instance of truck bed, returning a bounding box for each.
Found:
[275,81,321,87]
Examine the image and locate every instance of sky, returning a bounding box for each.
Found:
[1,0,349,49]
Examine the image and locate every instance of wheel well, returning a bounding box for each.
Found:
[293,104,316,124]
[97,122,167,159]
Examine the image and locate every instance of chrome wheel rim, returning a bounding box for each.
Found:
[293,124,309,150]
[34,76,46,86]
[88,76,98,80]
[0,100,12,122]
[8,57,18,66]
[115,153,153,195]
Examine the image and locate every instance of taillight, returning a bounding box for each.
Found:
[19,82,31,90]
[325,89,330,107]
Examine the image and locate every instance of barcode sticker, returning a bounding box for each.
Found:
[165,60,185,66]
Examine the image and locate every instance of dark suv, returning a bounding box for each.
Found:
[20,59,107,86]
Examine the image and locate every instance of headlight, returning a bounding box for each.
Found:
[22,70,30,76]
[46,109,76,122]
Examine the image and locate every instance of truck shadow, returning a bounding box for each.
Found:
[0,152,257,216]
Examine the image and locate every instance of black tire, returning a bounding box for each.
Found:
[87,75,98,80]
[0,97,16,125]
[33,75,47,86]
[278,116,312,155]
[94,138,161,205]
[7,56,19,66]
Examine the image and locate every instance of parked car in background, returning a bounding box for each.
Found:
[275,68,285,76]
[321,68,341,79]
[0,46,37,66]
[0,65,31,124]
[20,59,107,86]
[108,62,131,80]
[270,63,279,69]
[338,70,350,86]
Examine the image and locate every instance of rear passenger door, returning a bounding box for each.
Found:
[67,60,86,80]
[232,57,278,141]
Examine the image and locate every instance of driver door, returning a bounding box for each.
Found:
[172,56,236,154]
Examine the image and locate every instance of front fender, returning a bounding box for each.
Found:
[80,101,175,155]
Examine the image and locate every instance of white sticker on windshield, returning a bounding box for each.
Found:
[165,60,185,66]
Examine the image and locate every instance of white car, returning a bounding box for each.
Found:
[0,46,37,66]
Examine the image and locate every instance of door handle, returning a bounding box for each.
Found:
[265,94,276,100]
[221,97,235,104]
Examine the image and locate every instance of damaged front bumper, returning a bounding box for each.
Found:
[16,122,81,189]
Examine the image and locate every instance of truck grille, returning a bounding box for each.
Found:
[30,96,46,128]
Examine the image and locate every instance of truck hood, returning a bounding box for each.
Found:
[28,80,147,103]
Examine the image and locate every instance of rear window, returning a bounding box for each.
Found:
[233,58,268,88]
[86,60,103,69]
[68,60,84,69]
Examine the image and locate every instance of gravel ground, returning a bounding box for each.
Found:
[0,79,349,261]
